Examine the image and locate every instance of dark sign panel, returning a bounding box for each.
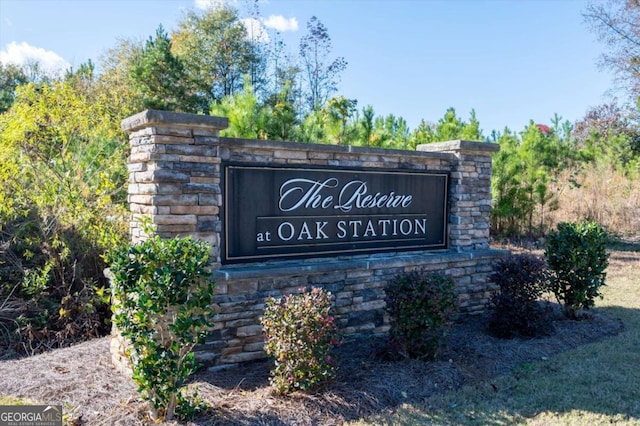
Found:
[223,164,448,263]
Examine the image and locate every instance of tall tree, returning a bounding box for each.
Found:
[574,101,640,172]
[491,128,528,235]
[584,0,640,100]
[409,119,437,147]
[360,105,375,146]
[299,16,347,112]
[434,107,465,141]
[322,95,357,144]
[210,76,267,139]
[129,25,198,112]
[172,4,264,105]
[460,109,483,140]
[96,38,145,120]
[264,80,299,141]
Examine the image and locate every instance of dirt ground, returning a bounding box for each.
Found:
[0,300,624,425]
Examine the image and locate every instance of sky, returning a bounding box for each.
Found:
[0,0,617,136]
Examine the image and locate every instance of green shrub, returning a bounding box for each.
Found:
[545,221,609,319]
[261,287,340,394]
[488,254,553,338]
[0,214,117,357]
[384,271,458,360]
[109,236,216,422]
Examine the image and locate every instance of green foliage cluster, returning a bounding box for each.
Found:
[545,221,609,319]
[384,271,458,360]
[109,236,216,422]
[0,74,128,355]
[491,104,640,238]
[489,222,610,334]
[491,117,576,236]
[261,287,340,394]
[488,254,553,338]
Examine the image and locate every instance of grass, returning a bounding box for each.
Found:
[351,243,640,425]
[0,395,32,405]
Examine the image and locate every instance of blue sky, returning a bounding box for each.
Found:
[0,0,615,135]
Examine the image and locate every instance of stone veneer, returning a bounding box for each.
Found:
[112,109,508,371]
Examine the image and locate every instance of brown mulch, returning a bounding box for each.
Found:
[0,305,624,425]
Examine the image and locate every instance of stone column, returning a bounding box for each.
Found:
[112,110,228,374]
[417,140,499,252]
[121,110,228,266]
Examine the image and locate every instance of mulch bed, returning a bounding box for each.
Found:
[0,305,624,425]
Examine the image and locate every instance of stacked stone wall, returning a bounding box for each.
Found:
[114,110,508,370]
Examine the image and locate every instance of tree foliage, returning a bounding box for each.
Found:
[0,77,128,354]
[0,63,29,114]
[171,5,262,106]
[130,25,199,112]
[210,76,268,139]
[110,236,216,421]
[573,100,640,174]
[545,221,609,319]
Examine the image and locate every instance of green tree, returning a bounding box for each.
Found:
[129,25,199,112]
[0,63,28,113]
[409,119,437,147]
[95,38,146,120]
[435,107,465,141]
[546,221,609,319]
[299,108,326,143]
[460,109,483,140]
[491,118,575,237]
[360,105,375,146]
[264,80,299,141]
[172,5,264,105]
[369,115,392,148]
[491,128,530,235]
[0,80,127,248]
[210,76,268,139]
[390,116,410,149]
[110,236,216,421]
[410,108,483,145]
[322,95,357,144]
[573,101,640,175]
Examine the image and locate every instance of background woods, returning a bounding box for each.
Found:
[0,0,639,357]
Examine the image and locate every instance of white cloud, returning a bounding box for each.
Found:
[194,0,237,10]
[194,0,214,9]
[241,18,270,43]
[263,15,298,32]
[0,41,70,73]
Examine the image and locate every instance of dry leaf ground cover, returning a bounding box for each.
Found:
[0,242,637,425]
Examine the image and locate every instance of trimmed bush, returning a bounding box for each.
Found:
[545,221,609,319]
[384,271,458,360]
[488,254,553,338]
[109,236,216,422]
[261,287,340,394]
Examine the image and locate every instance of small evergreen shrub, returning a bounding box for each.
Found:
[488,254,553,338]
[261,287,339,394]
[109,236,216,422]
[545,221,609,319]
[384,271,458,360]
